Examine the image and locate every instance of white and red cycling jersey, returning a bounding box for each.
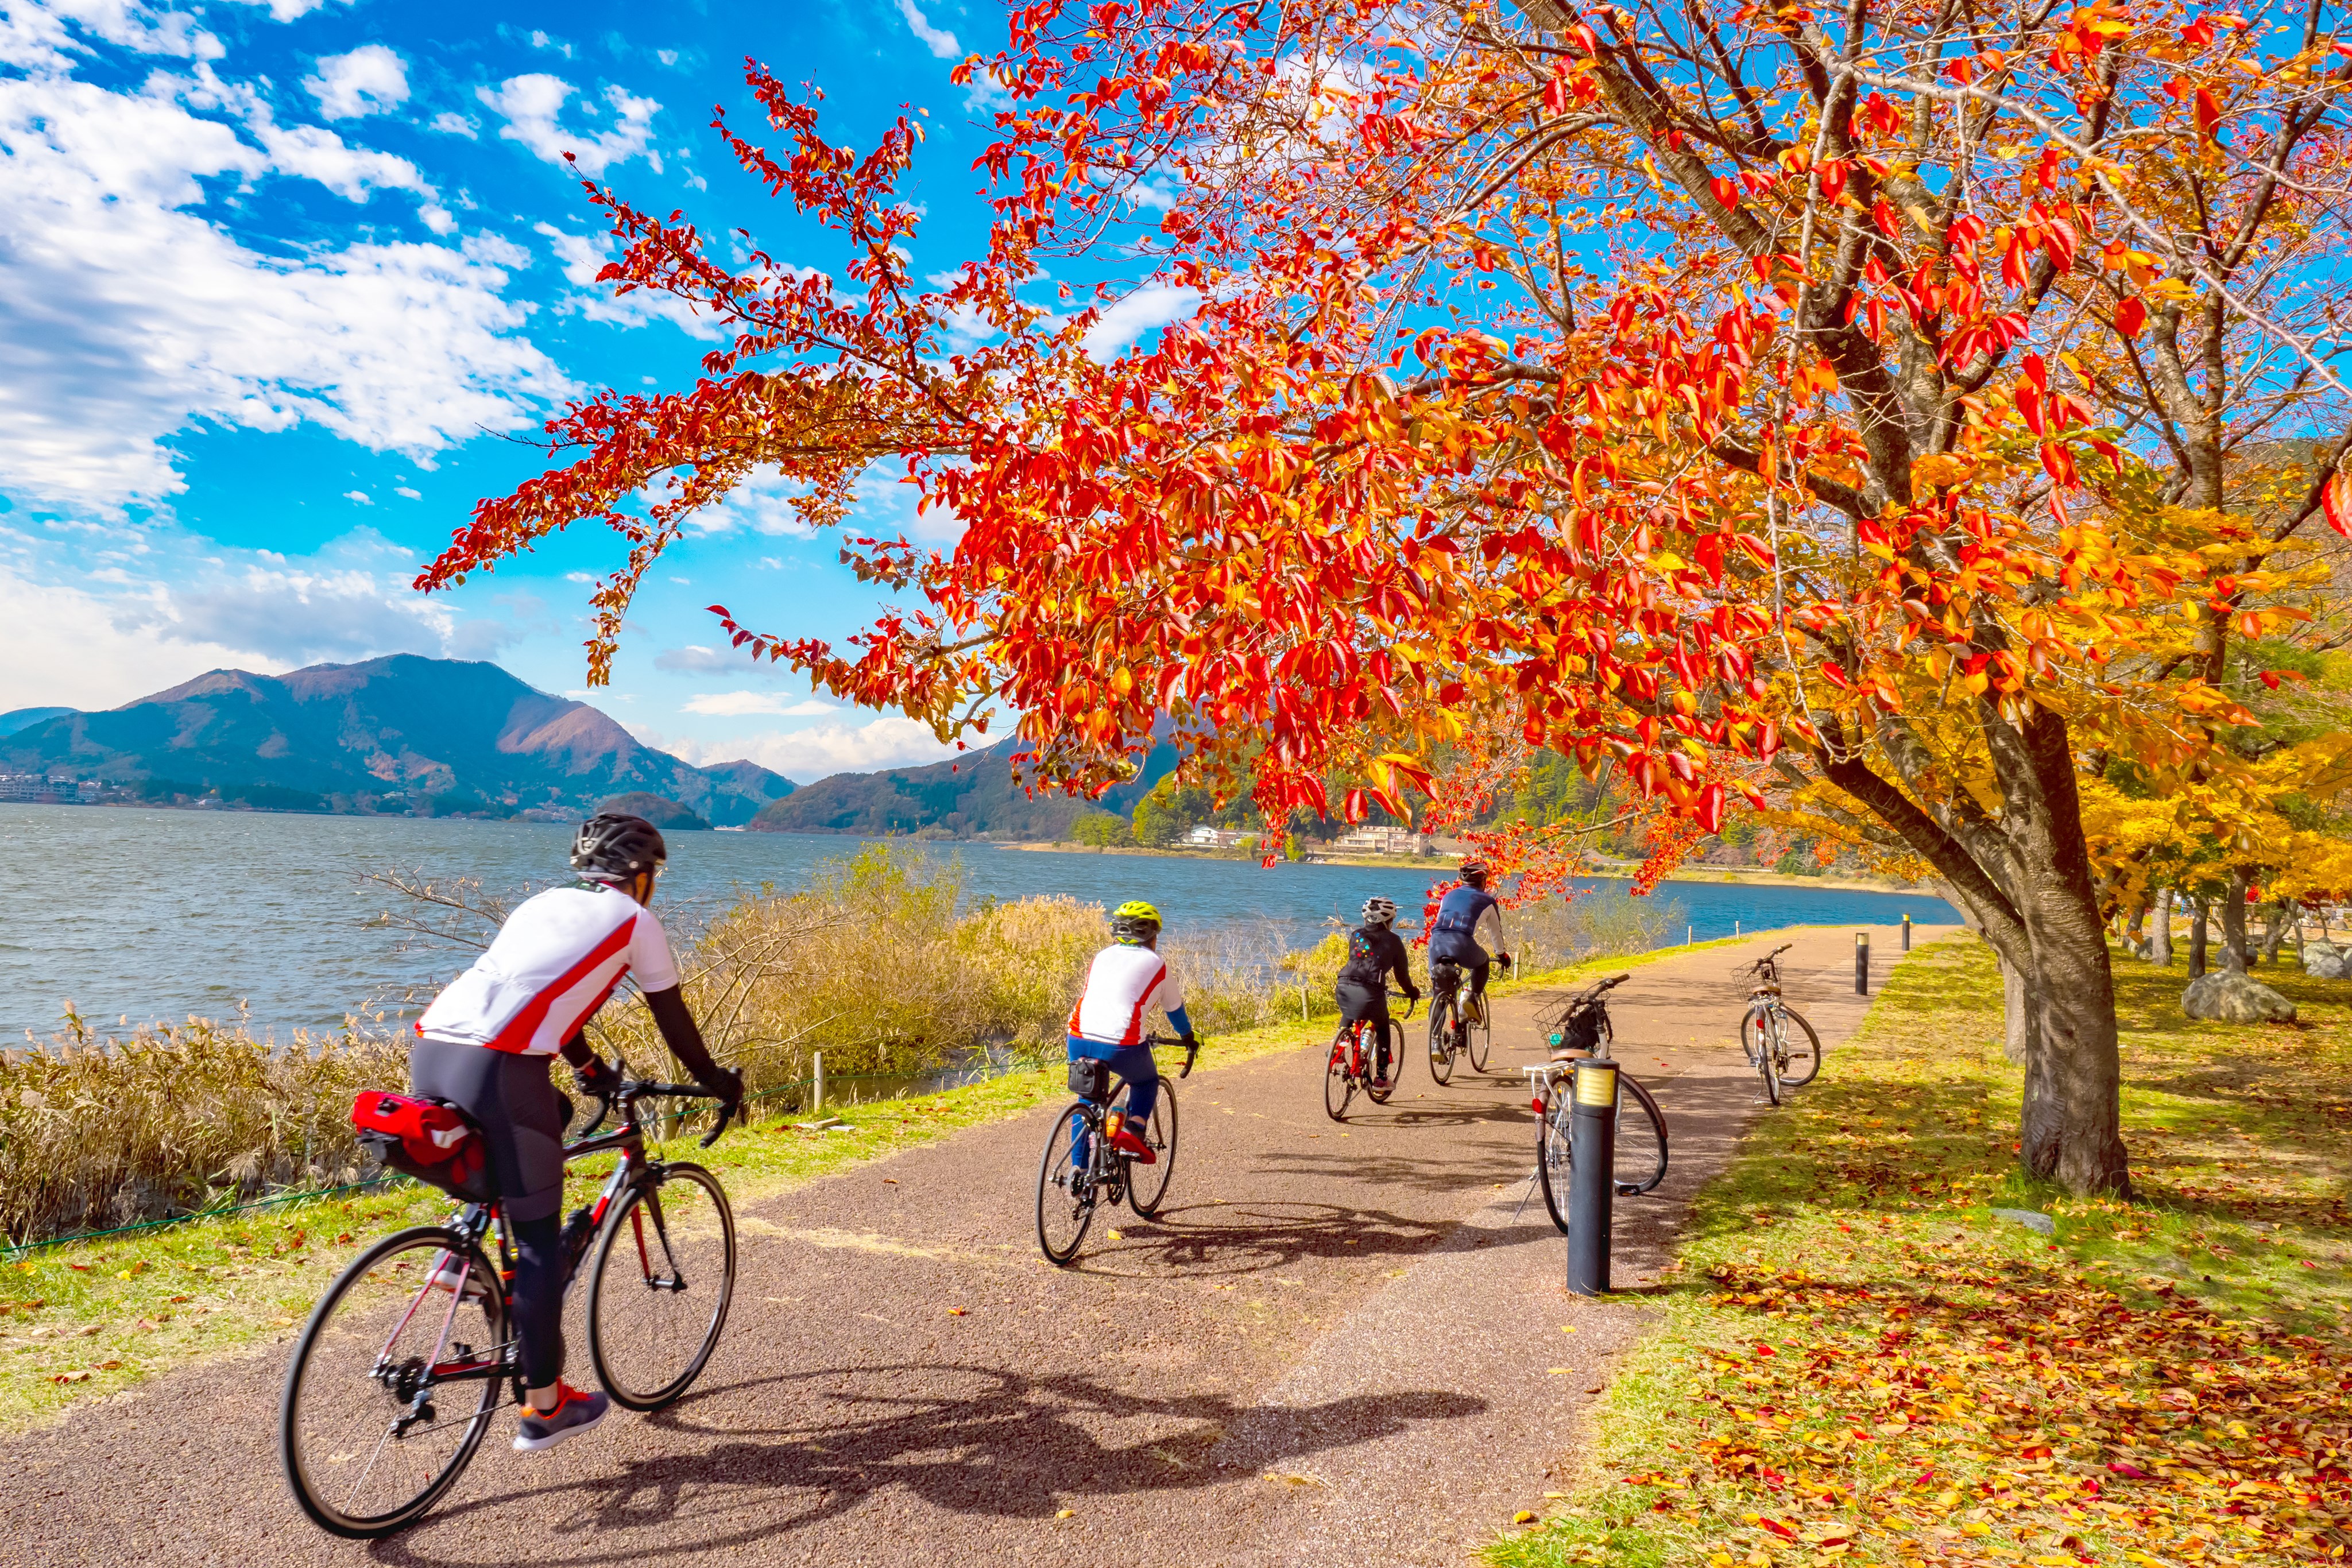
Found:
[415,882,680,1056]
[1066,944,1188,1047]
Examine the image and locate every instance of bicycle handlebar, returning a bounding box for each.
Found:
[1145,1033,1202,1078]
[578,1075,740,1148]
[1386,988,1419,1021]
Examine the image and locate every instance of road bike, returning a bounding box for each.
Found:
[1036,1035,1199,1265]
[1426,956,1507,1084]
[1736,943,1822,1106]
[280,1075,738,1539]
[1325,992,1414,1121]
[1527,974,1669,1233]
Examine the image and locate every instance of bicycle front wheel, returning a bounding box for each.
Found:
[1426,1000,1455,1085]
[1537,1085,1573,1234]
[280,1226,506,1539]
[1324,1035,1355,1122]
[1128,1083,1178,1218]
[1758,1024,1782,1106]
[1465,994,1493,1074]
[1774,1008,1823,1087]
[586,1162,737,1411]
[1036,1102,1098,1265]
[1364,1019,1402,1104]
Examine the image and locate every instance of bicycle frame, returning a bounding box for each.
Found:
[388,1081,721,1408]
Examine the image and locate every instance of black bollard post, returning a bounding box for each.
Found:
[1855,931,1871,996]
[1902,913,1912,952]
[1566,1057,1618,1296]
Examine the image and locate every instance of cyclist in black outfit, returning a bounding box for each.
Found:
[1336,896,1419,1087]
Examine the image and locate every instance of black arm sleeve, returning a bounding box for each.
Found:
[644,986,723,1084]
[1384,932,1417,990]
[558,1031,598,1071]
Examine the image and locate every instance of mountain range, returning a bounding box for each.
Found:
[748,732,1177,838]
[0,656,793,827]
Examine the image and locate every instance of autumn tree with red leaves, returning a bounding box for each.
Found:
[420,1,2352,1194]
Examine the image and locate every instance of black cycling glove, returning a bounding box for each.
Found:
[573,1054,621,1098]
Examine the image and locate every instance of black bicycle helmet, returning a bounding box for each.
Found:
[1458,858,1490,888]
[571,812,667,882]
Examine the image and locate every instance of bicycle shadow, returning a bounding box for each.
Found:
[1059,1194,1461,1276]
[363,1362,1488,1566]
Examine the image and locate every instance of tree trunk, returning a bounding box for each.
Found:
[2149,888,2173,966]
[2124,905,2146,955]
[2221,869,2251,973]
[2261,900,2289,966]
[2000,953,2032,1064]
[2188,899,2210,978]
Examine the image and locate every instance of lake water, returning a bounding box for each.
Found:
[0,804,1955,1040]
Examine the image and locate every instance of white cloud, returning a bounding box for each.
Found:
[681,692,837,717]
[477,73,660,178]
[254,121,430,202]
[304,43,407,119]
[0,0,224,71]
[533,222,719,337]
[430,110,475,138]
[651,715,964,783]
[895,0,959,59]
[343,489,371,504]
[0,70,567,510]
[226,0,349,20]
[527,28,572,59]
[112,563,458,664]
[0,564,280,709]
[394,485,421,499]
[1082,283,1202,361]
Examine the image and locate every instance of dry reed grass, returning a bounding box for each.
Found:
[2,845,1342,1242]
[0,1010,404,1245]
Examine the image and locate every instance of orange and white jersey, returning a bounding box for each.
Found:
[1066,943,1187,1047]
[415,882,680,1056]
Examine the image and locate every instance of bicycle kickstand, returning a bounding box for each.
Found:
[1507,1163,1542,1223]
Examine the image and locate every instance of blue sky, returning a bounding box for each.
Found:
[0,0,1187,780]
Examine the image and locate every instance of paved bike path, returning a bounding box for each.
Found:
[0,926,1941,1566]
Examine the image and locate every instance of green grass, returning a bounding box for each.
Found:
[0,931,1762,1433]
[1487,936,2352,1567]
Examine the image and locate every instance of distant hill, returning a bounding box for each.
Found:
[0,707,75,738]
[0,656,794,824]
[750,732,1176,838]
[597,792,713,832]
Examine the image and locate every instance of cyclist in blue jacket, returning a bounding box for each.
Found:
[1428,859,1513,1001]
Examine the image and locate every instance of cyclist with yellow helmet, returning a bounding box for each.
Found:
[1066,900,1198,1162]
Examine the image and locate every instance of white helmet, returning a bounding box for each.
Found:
[1361,896,1398,926]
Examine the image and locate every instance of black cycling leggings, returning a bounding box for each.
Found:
[509,1213,566,1389]
[410,1037,570,1388]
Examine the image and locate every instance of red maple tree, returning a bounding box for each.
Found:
[422,0,2352,1193]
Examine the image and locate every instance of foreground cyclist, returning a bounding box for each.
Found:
[408,812,741,1451]
[1336,896,1419,1088]
[1429,859,1514,1001]
[1067,900,1199,1162]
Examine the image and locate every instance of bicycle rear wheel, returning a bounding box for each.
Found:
[1426,1000,1455,1085]
[1758,1021,1782,1106]
[1774,1008,1823,1087]
[1127,1082,1178,1218]
[280,1226,506,1539]
[1324,1034,1355,1121]
[1612,1075,1670,1195]
[1537,1085,1573,1234]
[1364,1019,1402,1104]
[1465,993,1493,1074]
[586,1162,736,1411]
[1036,1103,1098,1265]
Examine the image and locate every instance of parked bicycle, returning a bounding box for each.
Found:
[1527,974,1669,1233]
[1036,1033,1198,1265]
[1426,956,1506,1083]
[1325,991,1414,1121]
[280,1074,738,1539]
[1737,943,1821,1105]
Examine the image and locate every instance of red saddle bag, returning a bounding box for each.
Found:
[351,1091,493,1203]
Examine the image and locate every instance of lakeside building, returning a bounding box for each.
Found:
[1183,825,1255,849]
[1332,826,1434,856]
[0,774,103,804]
